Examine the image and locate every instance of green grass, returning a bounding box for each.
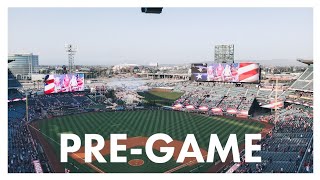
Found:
[35,110,263,173]
[148,91,184,100]
[138,91,183,106]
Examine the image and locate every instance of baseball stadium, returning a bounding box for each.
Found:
[8,58,313,173]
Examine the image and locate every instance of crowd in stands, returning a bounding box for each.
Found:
[27,92,97,120]
[8,70,48,173]
[258,104,313,125]
[8,100,51,173]
[8,101,33,173]
[238,96,255,111]
[8,70,98,173]
[115,89,143,104]
[167,81,314,173]
[301,140,313,173]
[177,87,209,107]
[146,79,188,88]
[172,83,265,113]
[218,88,246,110]
[235,127,312,173]
[234,104,313,173]
[285,91,313,108]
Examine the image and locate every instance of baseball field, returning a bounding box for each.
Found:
[31,110,264,173]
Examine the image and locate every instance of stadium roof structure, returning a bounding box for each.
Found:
[8,59,15,63]
[8,69,22,89]
[8,59,22,89]
[288,64,313,92]
[297,59,313,65]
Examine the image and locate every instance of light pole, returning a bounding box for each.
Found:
[65,44,77,74]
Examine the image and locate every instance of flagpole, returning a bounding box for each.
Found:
[26,92,29,122]
[274,78,278,128]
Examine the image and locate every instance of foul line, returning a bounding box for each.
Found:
[28,123,105,173]
[165,154,209,173]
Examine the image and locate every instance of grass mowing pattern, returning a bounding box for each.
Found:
[138,91,183,106]
[148,91,184,100]
[36,110,263,173]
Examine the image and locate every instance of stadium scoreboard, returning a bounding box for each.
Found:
[191,62,260,84]
[44,73,85,94]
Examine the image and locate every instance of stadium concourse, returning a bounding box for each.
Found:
[8,64,313,173]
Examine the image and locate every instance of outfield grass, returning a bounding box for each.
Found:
[138,91,183,106]
[148,91,184,100]
[36,110,263,173]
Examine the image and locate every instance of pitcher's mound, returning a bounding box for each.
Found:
[128,159,144,167]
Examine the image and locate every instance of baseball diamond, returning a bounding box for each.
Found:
[128,159,144,167]
[31,110,264,173]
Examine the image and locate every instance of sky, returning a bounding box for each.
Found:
[8,8,313,66]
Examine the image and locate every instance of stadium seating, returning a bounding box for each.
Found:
[173,83,261,112]
[167,79,313,173]
[8,89,23,100]
[235,103,313,173]
[8,96,53,173]
[8,69,52,173]
[289,65,313,92]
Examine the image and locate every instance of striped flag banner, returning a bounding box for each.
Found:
[211,108,222,112]
[261,101,284,109]
[32,160,43,173]
[238,62,260,83]
[186,105,195,110]
[199,106,208,111]
[44,74,55,94]
[173,104,183,109]
[227,108,238,114]
[240,110,249,115]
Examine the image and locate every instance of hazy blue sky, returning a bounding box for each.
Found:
[8,8,313,66]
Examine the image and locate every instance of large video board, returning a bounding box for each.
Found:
[191,63,208,82]
[191,62,260,83]
[44,73,84,94]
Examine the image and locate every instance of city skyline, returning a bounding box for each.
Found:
[8,8,313,66]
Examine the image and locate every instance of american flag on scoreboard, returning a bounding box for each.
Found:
[238,63,260,83]
[191,63,208,82]
[44,74,55,94]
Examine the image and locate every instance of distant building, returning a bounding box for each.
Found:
[31,74,45,81]
[214,44,234,64]
[112,63,142,73]
[8,53,39,80]
[149,62,158,67]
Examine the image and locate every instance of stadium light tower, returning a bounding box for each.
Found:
[65,44,77,74]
